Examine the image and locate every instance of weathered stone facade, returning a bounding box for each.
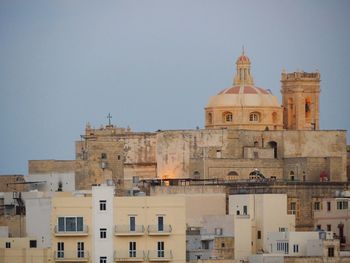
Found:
[0,175,27,192]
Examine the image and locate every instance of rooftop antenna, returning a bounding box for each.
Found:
[107,113,112,126]
[242,45,245,55]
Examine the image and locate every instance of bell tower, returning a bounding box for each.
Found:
[281,71,321,130]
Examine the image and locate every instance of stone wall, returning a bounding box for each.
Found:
[0,215,26,237]
[0,175,27,192]
[28,160,75,174]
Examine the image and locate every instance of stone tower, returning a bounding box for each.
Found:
[281,71,320,130]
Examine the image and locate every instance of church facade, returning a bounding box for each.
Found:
[29,52,348,191]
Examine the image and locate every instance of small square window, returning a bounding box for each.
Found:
[29,240,37,248]
[101,153,107,159]
[5,242,10,248]
[99,200,106,211]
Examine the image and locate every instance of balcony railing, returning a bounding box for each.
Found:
[114,250,146,261]
[115,225,145,236]
[54,225,89,236]
[147,225,172,235]
[54,251,89,262]
[147,250,173,261]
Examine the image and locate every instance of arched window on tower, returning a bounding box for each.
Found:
[249,112,260,122]
[223,112,233,123]
[305,97,311,119]
[272,112,278,124]
[207,112,213,124]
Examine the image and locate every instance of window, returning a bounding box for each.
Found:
[224,112,233,122]
[316,225,322,231]
[249,112,260,122]
[130,217,136,231]
[279,227,287,232]
[77,242,84,258]
[5,242,10,248]
[314,202,320,211]
[157,241,165,257]
[215,228,223,235]
[29,240,37,248]
[290,202,296,215]
[158,216,164,231]
[202,240,209,249]
[100,257,107,263]
[328,247,334,257]
[207,113,213,124]
[216,150,222,158]
[99,200,106,211]
[117,155,121,160]
[337,201,348,210]
[243,205,248,215]
[58,217,83,232]
[221,242,225,248]
[101,153,107,159]
[100,228,107,239]
[129,241,136,257]
[293,244,299,253]
[57,242,64,258]
[327,224,332,231]
[277,242,289,254]
[327,202,331,212]
[257,231,261,239]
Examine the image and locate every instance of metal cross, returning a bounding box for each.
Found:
[107,113,112,125]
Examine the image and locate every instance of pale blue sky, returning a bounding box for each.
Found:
[1,0,349,175]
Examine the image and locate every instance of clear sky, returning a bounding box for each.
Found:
[1,0,350,175]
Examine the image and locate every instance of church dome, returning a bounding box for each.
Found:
[207,85,280,108]
[204,50,283,131]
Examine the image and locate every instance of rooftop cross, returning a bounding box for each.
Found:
[107,113,112,126]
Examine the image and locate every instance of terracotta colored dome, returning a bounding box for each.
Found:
[207,85,279,108]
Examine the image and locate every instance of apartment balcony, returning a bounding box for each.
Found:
[147,250,173,261]
[54,225,89,236]
[147,225,172,235]
[115,225,145,236]
[54,251,89,262]
[114,250,146,261]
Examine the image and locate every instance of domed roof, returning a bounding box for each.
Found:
[206,51,280,109]
[207,85,280,108]
[236,54,250,64]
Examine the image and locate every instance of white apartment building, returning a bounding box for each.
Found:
[229,194,295,261]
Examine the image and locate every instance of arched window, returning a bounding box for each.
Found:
[223,112,233,123]
[228,171,239,176]
[305,97,311,118]
[249,112,260,122]
[254,141,259,147]
[193,171,200,179]
[289,171,295,181]
[272,112,278,124]
[268,141,278,159]
[227,171,239,181]
[207,112,213,124]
